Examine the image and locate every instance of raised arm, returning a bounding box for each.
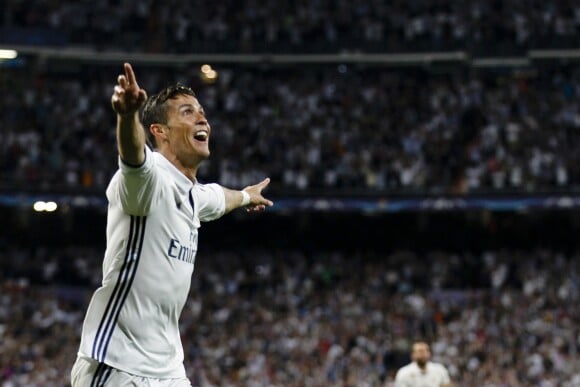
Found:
[111,63,148,166]
[222,177,274,214]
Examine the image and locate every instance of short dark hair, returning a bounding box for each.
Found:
[140,84,196,148]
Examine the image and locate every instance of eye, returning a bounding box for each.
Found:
[182,108,193,116]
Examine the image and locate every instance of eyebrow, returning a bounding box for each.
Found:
[178,103,204,114]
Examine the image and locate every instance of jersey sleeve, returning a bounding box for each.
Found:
[193,183,226,222]
[106,146,164,216]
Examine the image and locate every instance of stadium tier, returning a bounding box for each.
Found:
[1,63,580,199]
[1,0,579,54]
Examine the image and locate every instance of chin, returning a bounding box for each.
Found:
[194,144,210,158]
[192,151,210,165]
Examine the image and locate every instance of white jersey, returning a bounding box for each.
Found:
[78,146,225,378]
[394,361,451,387]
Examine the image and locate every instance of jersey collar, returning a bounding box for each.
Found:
[154,151,196,193]
[413,361,432,373]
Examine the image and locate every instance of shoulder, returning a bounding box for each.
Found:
[149,149,166,165]
[192,182,223,198]
[395,363,415,378]
[431,362,448,369]
[428,362,449,374]
[112,147,167,183]
[108,149,169,187]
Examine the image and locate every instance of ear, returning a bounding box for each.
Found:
[150,124,168,144]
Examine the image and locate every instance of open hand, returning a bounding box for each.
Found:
[243,178,274,212]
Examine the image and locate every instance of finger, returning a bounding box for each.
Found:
[111,86,124,105]
[137,89,148,103]
[124,63,138,86]
[257,197,273,207]
[118,75,128,89]
[246,205,266,212]
[253,177,271,192]
[114,85,125,95]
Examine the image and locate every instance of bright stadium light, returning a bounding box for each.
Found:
[206,69,218,80]
[45,201,58,212]
[200,65,218,84]
[33,200,58,212]
[33,201,47,212]
[0,49,18,59]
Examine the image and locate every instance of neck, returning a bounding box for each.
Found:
[158,149,199,182]
[179,166,197,182]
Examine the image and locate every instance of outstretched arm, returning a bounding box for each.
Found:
[222,177,273,214]
[111,62,148,166]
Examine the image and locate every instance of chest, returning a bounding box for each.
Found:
[145,188,201,265]
[161,187,200,229]
[404,370,443,387]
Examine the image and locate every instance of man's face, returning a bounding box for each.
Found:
[164,94,211,168]
[411,343,431,368]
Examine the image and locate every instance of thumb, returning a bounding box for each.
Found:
[138,89,148,103]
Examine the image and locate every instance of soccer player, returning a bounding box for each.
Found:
[70,63,273,386]
[393,341,452,387]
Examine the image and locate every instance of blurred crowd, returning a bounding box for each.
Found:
[1,64,580,195]
[1,0,579,54]
[0,245,578,386]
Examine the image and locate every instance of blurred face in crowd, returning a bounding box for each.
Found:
[154,94,211,172]
[412,342,431,369]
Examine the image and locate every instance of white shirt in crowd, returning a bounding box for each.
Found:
[394,361,451,387]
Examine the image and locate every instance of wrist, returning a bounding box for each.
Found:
[241,190,250,206]
[117,111,140,120]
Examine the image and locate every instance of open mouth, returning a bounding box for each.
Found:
[193,130,208,142]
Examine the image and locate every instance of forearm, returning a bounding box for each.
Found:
[222,187,249,214]
[221,178,272,215]
[117,112,146,166]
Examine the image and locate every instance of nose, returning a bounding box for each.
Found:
[196,120,210,133]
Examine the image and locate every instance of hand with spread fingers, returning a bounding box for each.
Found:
[111,62,148,116]
[243,178,274,212]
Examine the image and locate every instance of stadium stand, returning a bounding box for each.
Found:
[1,241,579,386]
[1,64,580,195]
[1,0,579,54]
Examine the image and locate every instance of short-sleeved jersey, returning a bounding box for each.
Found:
[394,361,451,387]
[78,146,225,378]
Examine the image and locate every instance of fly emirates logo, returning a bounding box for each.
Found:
[166,231,198,265]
